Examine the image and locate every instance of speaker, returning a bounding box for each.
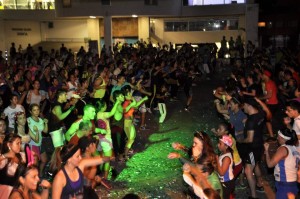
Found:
[48,22,54,28]
[145,0,158,5]
[101,0,110,5]
[62,0,71,7]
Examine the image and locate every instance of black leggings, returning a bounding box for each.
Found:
[222,179,235,199]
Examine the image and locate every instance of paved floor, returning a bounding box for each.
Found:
[95,70,275,199]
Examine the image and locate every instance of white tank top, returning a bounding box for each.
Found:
[218,152,234,182]
[274,145,300,182]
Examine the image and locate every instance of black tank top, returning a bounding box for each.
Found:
[0,159,20,186]
[49,102,64,132]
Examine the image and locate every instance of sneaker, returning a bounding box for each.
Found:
[128,149,134,155]
[255,185,264,192]
[184,108,190,112]
[239,182,247,188]
[140,126,149,131]
[170,98,179,102]
[146,108,152,113]
[118,155,129,162]
[133,118,140,123]
[236,182,247,190]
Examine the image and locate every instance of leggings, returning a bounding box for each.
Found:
[124,119,136,149]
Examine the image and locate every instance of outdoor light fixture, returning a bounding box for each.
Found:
[89,16,96,19]
[132,15,138,18]
[258,22,266,27]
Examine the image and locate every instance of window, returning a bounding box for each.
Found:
[183,0,245,6]
[164,18,239,32]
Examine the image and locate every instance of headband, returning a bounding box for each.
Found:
[278,130,291,140]
[61,145,80,163]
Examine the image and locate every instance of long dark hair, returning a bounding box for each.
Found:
[14,111,28,135]
[14,163,38,188]
[1,133,22,164]
[279,128,298,146]
[191,131,217,170]
[49,144,79,172]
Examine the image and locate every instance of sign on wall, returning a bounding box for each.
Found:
[11,28,32,36]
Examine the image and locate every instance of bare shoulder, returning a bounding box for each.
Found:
[9,191,23,199]
[53,170,66,185]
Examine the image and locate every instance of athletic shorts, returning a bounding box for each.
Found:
[184,88,193,97]
[242,147,263,166]
[97,136,113,153]
[134,96,146,113]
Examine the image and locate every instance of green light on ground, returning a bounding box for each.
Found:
[115,130,192,195]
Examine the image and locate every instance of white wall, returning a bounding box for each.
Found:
[0,19,4,51]
[4,20,41,51]
[154,18,164,42]
[41,20,88,41]
[2,19,91,52]
[138,17,150,43]
[245,4,258,45]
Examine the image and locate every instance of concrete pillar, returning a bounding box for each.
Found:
[245,4,259,46]
[87,18,100,55]
[103,16,112,53]
[138,17,149,43]
[0,19,5,51]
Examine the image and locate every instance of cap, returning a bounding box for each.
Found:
[264,70,271,78]
[78,136,96,151]
[219,135,233,147]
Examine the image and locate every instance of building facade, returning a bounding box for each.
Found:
[0,0,258,53]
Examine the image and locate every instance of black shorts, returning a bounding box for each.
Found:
[242,147,263,166]
[184,87,193,97]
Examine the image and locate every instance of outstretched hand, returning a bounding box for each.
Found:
[172,142,183,150]
[168,152,180,159]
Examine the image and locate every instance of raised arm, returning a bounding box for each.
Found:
[105,101,121,118]
[264,144,288,168]
[52,104,75,121]
[125,98,137,113]
[65,121,80,141]
[134,96,148,108]
[78,156,111,171]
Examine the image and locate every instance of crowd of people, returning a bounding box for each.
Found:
[0,37,300,199]
[167,44,300,199]
[0,40,208,198]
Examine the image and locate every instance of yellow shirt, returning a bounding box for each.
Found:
[229,134,242,165]
[93,77,106,99]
